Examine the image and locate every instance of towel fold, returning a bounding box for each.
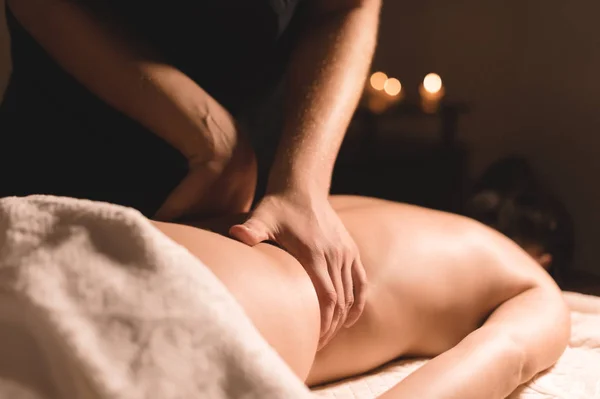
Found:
[0,195,309,399]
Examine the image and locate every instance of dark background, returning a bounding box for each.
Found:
[2,1,599,276]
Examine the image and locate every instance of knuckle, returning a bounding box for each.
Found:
[324,291,338,304]
[358,274,368,287]
[315,253,329,267]
[301,237,318,252]
[305,244,324,260]
[354,300,367,313]
[344,248,360,264]
[325,247,342,264]
[303,253,325,270]
[334,245,347,260]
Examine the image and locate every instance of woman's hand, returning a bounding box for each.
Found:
[229,192,368,349]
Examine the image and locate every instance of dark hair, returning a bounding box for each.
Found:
[466,157,574,281]
[471,155,534,195]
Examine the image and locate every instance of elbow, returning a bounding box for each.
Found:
[517,288,571,383]
[501,337,531,391]
[499,321,566,394]
[471,333,534,397]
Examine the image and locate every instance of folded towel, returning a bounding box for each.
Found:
[0,195,310,399]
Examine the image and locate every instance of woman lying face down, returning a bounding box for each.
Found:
[153,195,570,399]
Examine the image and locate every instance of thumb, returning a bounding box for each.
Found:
[229,217,271,246]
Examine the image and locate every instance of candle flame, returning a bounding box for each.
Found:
[384,78,402,96]
[370,72,388,91]
[423,73,443,94]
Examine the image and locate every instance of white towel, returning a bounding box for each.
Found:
[0,195,310,399]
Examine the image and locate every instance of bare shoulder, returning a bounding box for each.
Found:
[332,195,558,307]
[332,195,549,266]
[331,195,464,226]
[330,195,477,238]
[330,195,400,212]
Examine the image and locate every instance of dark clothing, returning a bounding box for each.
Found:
[0,1,305,216]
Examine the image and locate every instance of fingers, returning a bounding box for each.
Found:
[342,260,355,321]
[307,260,337,351]
[230,195,369,352]
[344,256,368,328]
[318,257,347,350]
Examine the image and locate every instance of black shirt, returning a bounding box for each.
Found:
[0,0,305,216]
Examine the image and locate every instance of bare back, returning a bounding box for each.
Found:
[153,196,550,386]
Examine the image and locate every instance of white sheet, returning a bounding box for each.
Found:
[0,195,311,399]
[312,291,600,399]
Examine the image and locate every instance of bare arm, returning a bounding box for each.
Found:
[269,0,381,194]
[8,0,236,163]
[230,0,381,348]
[379,282,570,398]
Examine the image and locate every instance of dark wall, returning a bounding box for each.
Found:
[0,1,9,99]
[1,0,598,274]
[374,0,600,275]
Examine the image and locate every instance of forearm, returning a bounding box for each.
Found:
[8,0,235,162]
[379,286,570,399]
[268,0,381,195]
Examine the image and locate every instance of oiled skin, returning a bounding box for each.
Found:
[153,196,568,395]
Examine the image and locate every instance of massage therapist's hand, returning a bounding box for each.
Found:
[229,192,368,349]
[154,118,257,222]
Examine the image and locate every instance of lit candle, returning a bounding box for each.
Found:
[419,73,445,113]
[365,72,403,114]
[383,77,403,104]
[369,71,388,92]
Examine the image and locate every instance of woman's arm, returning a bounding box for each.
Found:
[8,0,236,164]
[379,284,570,399]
